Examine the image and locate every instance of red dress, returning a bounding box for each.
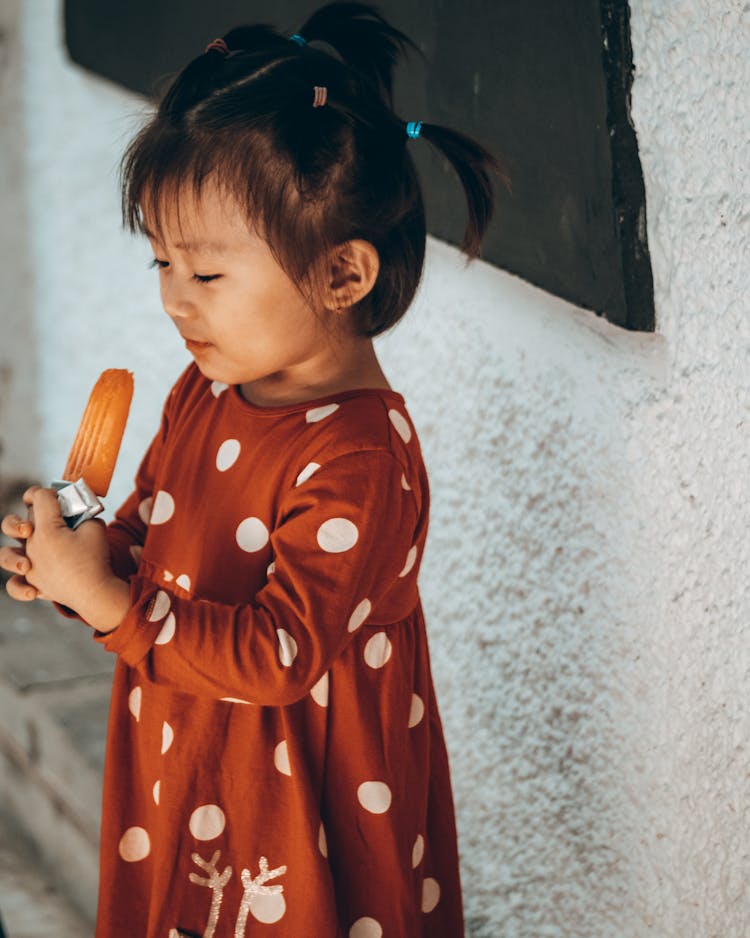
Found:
[93,364,464,937]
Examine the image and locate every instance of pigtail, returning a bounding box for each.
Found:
[415,122,507,257]
[296,2,419,106]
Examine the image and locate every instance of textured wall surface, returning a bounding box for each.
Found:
[3,0,748,935]
[618,2,750,935]
[0,0,38,481]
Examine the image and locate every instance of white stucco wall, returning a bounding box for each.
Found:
[0,0,38,481]
[616,4,750,935]
[3,0,748,935]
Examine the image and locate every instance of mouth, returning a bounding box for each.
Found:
[183,338,213,353]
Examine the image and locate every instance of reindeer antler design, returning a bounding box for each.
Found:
[187,850,233,938]
[234,856,288,936]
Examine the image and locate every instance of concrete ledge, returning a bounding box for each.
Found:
[0,592,113,925]
[0,810,91,936]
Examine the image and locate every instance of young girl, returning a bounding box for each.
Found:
[0,4,498,935]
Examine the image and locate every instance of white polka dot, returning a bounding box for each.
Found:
[422,877,441,913]
[388,409,412,443]
[317,518,359,553]
[236,517,270,552]
[274,740,292,776]
[349,916,383,938]
[220,697,253,705]
[216,439,241,472]
[401,473,411,491]
[163,570,174,582]
[189,804,226,841]
[306,403,339,423]
[161,721,174,755]
[357,781,392,814]
[128,686,142,721]
[364,632,392,669]
[399,545,418,578]
[150,490,175,525]
[138,497,153,525]
[153,780,161,806]
[277,629,298,667]
[267,561,276,577]
[412,834,424,868]
[250,892,286,924]
[318,822,328,858]
[347,598,371,633]
[408,693,425,728]
[296,462,321,486]
[129,544,143,564]
[310,671,329,707]
[176,574,191,592]
[154,612,176,646]
[118,826,150,862]
[211,381,229,397]
[148,590,171,622]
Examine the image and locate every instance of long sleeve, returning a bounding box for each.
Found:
[95,449,423,706]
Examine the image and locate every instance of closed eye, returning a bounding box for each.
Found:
[193,273,222,284]
[149,258,222,284]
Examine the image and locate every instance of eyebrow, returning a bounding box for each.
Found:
[142,227,232,255]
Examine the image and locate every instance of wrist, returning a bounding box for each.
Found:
[77,576,131,633]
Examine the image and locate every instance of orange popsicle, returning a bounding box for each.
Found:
[63,369,134,496]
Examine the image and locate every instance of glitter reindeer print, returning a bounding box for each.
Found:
[169,851,287,937]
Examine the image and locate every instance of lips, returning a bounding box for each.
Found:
[183,336,213,351]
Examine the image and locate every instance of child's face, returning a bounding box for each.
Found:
[143,182,340,405]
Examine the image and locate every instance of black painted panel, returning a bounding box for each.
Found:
[65,0,654,330]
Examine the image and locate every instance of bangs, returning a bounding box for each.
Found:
[121,122,333,294]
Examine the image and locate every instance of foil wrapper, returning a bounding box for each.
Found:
[52,478,104,530]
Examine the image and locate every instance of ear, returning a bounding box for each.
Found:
[323,240,380,311]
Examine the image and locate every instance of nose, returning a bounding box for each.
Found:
[160,273,194,321]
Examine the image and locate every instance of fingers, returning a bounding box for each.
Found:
[23,487,64,529]
[1,514,33,540]
[0,545,31,576]
[22,485,42,506]
[4,574,39,602]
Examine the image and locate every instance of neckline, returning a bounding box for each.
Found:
[226,383,406,417]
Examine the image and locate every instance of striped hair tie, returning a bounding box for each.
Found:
[313,86,328,108]
[205,38,229,56]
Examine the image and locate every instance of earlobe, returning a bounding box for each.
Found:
[326,240,379,311]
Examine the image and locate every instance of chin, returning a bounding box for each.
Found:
[194,359,253,388]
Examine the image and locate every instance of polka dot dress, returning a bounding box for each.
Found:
[91,365,464,937]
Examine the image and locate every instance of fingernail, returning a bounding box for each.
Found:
[16,560,25,573]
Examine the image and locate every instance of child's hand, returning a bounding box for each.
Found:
[0,512,37,600]
[20,486,109,607]
[10,486,130,632]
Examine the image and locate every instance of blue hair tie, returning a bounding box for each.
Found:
[289,34,307,46]
[406,121,423,140]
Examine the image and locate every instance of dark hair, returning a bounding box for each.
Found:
[121,2,504,337]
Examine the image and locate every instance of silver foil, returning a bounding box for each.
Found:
[52,478,104,530]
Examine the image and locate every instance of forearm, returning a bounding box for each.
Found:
[99,575,341,705]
